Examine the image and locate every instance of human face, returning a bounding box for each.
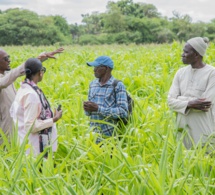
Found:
[94,65,107,78]
[0,50,11,74]
[181,43,197,65]
[38,67,46,82]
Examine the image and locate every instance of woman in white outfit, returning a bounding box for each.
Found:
[10,58,62,156]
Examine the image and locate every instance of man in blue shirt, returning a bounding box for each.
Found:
[83,56,128,142]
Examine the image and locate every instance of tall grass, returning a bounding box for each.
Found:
[0,42,215,194]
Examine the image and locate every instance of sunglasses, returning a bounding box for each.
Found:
[0,55,10,62]
[41,67,46,73]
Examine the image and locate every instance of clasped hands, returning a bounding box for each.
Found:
[83,101,98,112]
[187,98,212,112]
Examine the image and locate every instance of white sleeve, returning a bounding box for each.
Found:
[24,92,53,133]
[167,70,190,115]
[0,64,25,89]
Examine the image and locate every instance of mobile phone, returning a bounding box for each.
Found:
[57,104,61,111]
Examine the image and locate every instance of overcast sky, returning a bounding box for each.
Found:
[1,0,215,24]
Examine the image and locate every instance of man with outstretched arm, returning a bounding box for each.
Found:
[0,47,64,143]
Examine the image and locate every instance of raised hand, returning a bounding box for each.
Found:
[45,47,64,59]
[83,101,99,112]
[37,47,64,62]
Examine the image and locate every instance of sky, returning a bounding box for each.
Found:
[1,0,215,24]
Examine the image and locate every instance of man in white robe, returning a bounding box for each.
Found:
[168,37,215,149]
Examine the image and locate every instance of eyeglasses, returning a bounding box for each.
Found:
[0,55,10,62]
[41,67,46,73]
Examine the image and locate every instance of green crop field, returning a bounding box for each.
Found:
[1,42,215,194]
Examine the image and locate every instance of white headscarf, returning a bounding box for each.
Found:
[187,37,209,56]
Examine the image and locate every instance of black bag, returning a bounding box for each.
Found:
[112,79,134,126]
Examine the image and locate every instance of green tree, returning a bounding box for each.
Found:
[81,12,103,34]
[103,2,127,33]
[169,11,193,42]
[52,15,70,36]
[107,0,160,18]
[0,8,71,46]
[132,2,161,18]
[205,19,215,41]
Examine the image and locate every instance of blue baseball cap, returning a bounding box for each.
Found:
[87,56,114,69]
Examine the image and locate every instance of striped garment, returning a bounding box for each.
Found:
[85,76,128,136]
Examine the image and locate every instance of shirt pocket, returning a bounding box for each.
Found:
[195,84,207,92]
[196,86,206,93]
[195,81,207,96]
[104,91,115,107]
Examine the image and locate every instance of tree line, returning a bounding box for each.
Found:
[1,0,215,46]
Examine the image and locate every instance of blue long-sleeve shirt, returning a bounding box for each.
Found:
[85,76,128,136]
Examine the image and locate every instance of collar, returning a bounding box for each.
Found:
[94,76,115,86]
[21,79,37,89]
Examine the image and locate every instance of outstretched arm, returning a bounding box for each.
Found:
[0,65,25,89]
[0,48,64,89]
[37,48,64,62]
